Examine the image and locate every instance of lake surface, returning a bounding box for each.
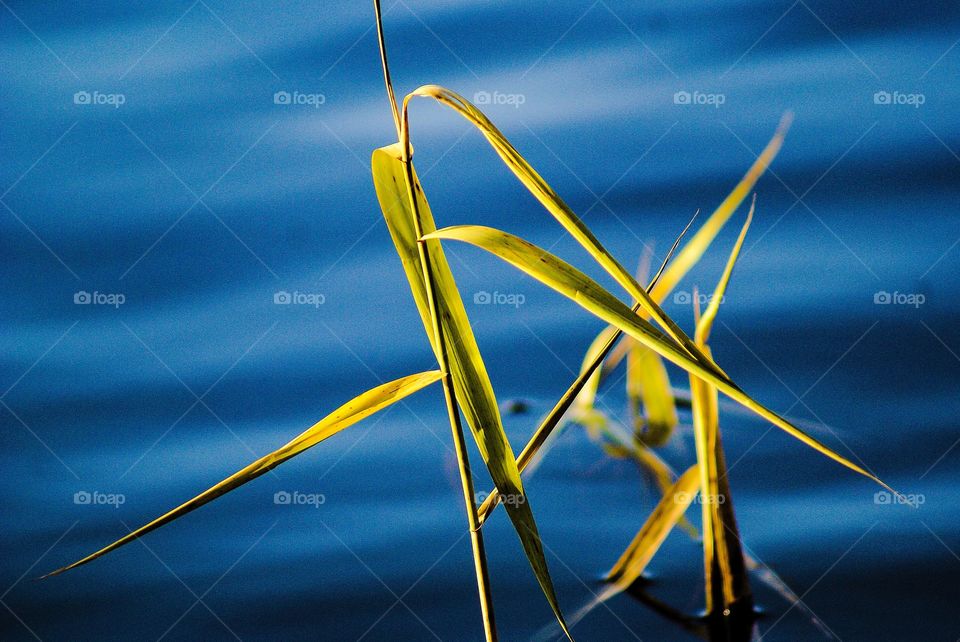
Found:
[2,1,959,640]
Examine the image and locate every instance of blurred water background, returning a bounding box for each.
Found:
[1,1,959,639]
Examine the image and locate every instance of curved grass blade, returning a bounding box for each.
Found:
[476,201,696,525]
[405,86,722,373]
[424,224,902,497]
[44,370,444,578]
[605,464,701,591]
[372,144,570,639]
[649,113,792,306]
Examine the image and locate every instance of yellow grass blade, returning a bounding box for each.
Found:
[690,209,755,614]
[425,224,901,497]
[372,144,570,639]
[572,325,621,416]
[690,342,751,613]
[405,86,721,373]
[627,341,678,447]
[605,465,700,591]
[696,198,754,347]
[44,370,444,578]
[649,114,792,305]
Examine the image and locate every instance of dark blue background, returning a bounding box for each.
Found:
[1,1,958,640]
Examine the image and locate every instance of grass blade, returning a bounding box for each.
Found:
[424,224,901,496]
[649,114,792,306]
[406,86,725,374]
[44,370,444,578]
[605,465,701,591]
[372,144,570,639]
[627,341,678,446]
[690,206,755,615]
[695,197,754,347]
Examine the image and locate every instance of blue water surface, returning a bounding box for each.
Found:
[1,1,959,640]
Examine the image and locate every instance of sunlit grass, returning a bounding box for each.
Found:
[44,3,911,641]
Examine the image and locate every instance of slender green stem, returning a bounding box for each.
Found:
[399,102,497,641]
[373,0,401,140]
[374,6,496,637]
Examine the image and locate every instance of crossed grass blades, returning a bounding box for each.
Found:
[45,3,910,640]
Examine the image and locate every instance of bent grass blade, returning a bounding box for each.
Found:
[477,217,695,525]
[424,224,902,497]
[690,206,755,615]
[44,370,444,577]
[605,465,701,592]
[405,86,725,375]
[372,144,570,639]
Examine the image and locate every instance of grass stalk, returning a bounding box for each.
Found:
[401,118,498,641]
[688,205,756,625]
[477,212,697,525]
[373,4,497,637]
